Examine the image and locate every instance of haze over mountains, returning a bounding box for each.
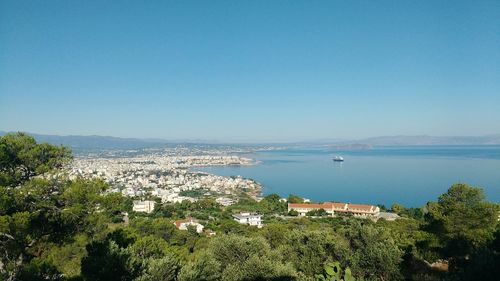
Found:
[1,131,500,149]
[358,135,500,146]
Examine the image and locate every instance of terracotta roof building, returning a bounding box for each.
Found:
[286,203,334,216]
[288,201,380,218]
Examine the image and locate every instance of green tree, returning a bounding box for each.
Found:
[263,223,289,248]
[81,239,137,281]
[179,234,298,281]
[260,193,287,214]
[0,177,115,280]
[426,183,499,258]
[342,222,403,280]
[0,133,116,280]
[135,254,180,281]
[127,235,170,260]
[457,226,500,281]
[222,255,297,281]
[129,217,177,241]
[288,194,304,204]
[0,132,71,187]
[101,192,133,222]
[306,209,328,217]
[43,234,89,278]
[391,203,405,214]
[284,230,351,277]
[177,253,221,281]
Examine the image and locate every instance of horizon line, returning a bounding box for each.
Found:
[2,130,500,145]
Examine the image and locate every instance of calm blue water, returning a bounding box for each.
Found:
[194,146,500,207]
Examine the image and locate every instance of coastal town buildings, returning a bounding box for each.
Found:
[232,212,263,228]
[67,152,263,202]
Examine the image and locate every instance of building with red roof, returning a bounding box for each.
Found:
[173,218,204,233]
[288,201,380,218]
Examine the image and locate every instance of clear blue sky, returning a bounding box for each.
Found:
[1,1,499,142]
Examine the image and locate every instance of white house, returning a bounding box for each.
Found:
[174,218,204,233]
[132,200,156,213]
[216,197,235,206]
[232,212,263,228]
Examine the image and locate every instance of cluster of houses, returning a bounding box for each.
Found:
[171,212,264,235]
[70,154,262,200]
[131,198,395,237]
[131,197,236,215]
[287,202,381,218]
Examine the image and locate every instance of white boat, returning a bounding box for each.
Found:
[332,156,344,162]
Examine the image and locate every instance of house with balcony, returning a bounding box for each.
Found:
[232,212,263,228]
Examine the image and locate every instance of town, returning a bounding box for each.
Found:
[68,149,264,203]
[66,146,399,235]
[68,148,279,235]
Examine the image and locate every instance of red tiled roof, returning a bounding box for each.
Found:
[288,203,333,209]
[289,202,378,213]
[347,204,374,211]
[174,218,197,228]
[322,202,333,208]
[174,220,186,228]
[332,202,347,209]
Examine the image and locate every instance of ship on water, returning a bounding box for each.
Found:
[332,156,344,162]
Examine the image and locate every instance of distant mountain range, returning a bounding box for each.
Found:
[1,131,500,149]
[0,132,171,150]
[359,135,500,146]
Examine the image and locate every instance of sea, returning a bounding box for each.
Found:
[194,145,500,207]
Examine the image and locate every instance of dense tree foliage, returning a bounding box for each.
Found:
[0,132,71,187]
[0,134,125,280]
[426,183,498,257]
[1,133,498,281]
[288,194,304,204]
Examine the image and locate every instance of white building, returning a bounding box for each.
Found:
[232,212,263,228]
[216,197,235,206]
[287,202,336,216]
[174,218,204,233]
[132,200,156,213]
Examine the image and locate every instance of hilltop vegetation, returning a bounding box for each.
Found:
[0,133,498,281]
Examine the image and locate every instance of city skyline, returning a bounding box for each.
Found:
[1,1,499,142]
